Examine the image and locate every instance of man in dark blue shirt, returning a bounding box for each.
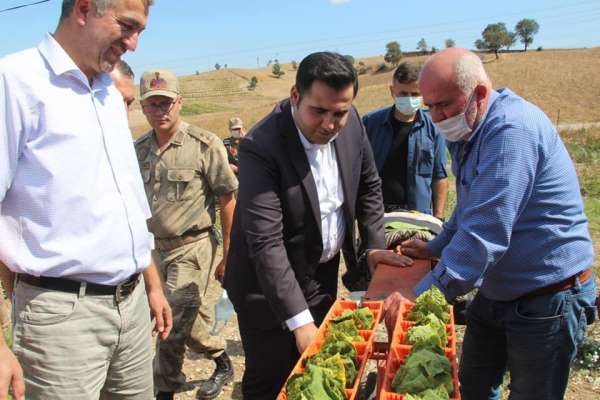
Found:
[363,61,448,219]
[387,48,597,400]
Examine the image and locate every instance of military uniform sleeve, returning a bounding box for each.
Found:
[203,137,238,196]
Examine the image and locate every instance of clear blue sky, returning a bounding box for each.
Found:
[1,0,599,77]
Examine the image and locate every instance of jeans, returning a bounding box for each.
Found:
[459,275,597,400]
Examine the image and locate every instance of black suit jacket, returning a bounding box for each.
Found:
[224,99,385,330]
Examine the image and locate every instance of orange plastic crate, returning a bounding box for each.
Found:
[379,346,460,400]
[389,301,456,356]
[380,300,460,400]
[277,300,383,400]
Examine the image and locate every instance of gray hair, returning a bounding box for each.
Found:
[454,53,490,95]
[60,0,154,20]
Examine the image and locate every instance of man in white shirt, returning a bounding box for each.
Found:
[223,51,412,399]
[0,1,171,399]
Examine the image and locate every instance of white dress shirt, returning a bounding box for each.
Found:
[0,33,153,285]
[285,112,346,331]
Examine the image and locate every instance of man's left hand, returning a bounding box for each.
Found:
[366,249,413,275]
[214,258,226,284]
[147,289,172,341]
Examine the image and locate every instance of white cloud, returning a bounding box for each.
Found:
[330,0,351,5]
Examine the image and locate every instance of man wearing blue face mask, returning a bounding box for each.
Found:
[385,48,597,400]
[363,61,448,219]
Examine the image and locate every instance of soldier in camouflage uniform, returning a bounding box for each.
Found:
[135,69,238,400]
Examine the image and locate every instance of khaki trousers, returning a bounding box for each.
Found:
[153,234,226,392]
[12,276,153,399]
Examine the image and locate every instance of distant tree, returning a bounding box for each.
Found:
[344,54,355,65]
[515,18,540,51]
[476,22,511,59]
[291,60,298,70]
[272,62,285,78]
[357,60,371,75]
[214,63,221,70]
[248,76,258,90]
[475,39,486,51]
[430,46,439,54]
[384,41,402,66]
[375,62,388,73]
[224,64,228,68]
[417,38,429,54]
[267,59,272,66]
[506,31,518,51]
[445,38,456,48]
[195,71,199,75]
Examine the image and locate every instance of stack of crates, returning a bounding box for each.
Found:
[277,300,383,400]
[379,300,460,400]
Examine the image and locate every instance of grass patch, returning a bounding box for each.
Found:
[180,102,230,116]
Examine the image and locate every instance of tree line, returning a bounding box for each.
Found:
[384,18,540,65]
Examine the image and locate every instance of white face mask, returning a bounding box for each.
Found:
[434,91,476,142]
[394,96,422,116]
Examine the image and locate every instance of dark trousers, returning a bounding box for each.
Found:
[238,255,340,400]
[459,276,597,400]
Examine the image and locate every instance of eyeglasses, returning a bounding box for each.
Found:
[142,100,176,114]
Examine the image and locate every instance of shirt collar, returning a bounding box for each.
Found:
[465,89,499,143]
[386,106,424,128]
[152,121,187,152]
[37,32,111,88]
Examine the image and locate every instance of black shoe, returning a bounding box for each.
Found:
[195,352,234,399]
[155,392,174,400]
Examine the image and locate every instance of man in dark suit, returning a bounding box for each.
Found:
[224,52,411,399]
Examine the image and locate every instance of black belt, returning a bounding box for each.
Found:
[18,273,140,302]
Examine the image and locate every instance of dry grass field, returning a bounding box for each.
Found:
[129,47,600,139]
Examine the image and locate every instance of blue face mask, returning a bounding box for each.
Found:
[394,96,422,116]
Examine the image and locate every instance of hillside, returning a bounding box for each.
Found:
[129,48,600,138]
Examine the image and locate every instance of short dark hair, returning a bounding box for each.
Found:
[115,60,134,79]
[296,52,358,99]
[393,61,422,84]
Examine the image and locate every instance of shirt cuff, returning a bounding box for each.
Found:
[415,271,444,297]
[285,309,314,331]
[426,234,447,257]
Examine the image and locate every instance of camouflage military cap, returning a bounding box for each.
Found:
[140,69,179,100]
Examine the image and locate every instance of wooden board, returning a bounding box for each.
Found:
[365,259,432,301]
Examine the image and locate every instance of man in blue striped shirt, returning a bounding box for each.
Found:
[388,48,597,400]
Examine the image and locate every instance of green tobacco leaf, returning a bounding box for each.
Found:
[407,286,450,324]
[407,314,448,350]
[391,348,453,395]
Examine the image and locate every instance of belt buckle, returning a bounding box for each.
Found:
[115,275,138,303]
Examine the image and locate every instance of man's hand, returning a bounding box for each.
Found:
[147,289,172,341]
[214,258,226,284]
[229,164,239,174]
[399,239,432,259]
[0,344,25,400]
[366,249,413,275]
[383,290,415,341]
[293,322,318,355]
